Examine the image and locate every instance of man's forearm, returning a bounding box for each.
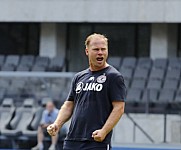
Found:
[54,101,74,128]
[102,102,125,135]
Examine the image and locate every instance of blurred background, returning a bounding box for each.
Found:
[0,0,181,149]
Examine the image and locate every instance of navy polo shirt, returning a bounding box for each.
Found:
[66,65,126,144]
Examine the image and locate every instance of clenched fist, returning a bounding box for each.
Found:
[47,123,59,136]
[92,129,107,142]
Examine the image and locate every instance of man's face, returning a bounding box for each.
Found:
[46,102,54,113]
[85,37,108,71]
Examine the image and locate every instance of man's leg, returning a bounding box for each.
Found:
[37,126,44,146]
[31,126,44,150]
[51,134,58,145]
[48,134,58,150]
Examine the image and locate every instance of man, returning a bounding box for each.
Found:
[32,101,59,150]
[47,33,126,150]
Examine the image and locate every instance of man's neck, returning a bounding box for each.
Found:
[89,63,109,71]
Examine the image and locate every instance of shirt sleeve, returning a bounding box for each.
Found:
[109,74,127,102]
[67,75,77,101]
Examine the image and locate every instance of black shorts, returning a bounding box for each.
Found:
[42,127,49,136]
[63,140,111,150]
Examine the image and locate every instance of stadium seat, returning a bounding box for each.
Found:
[34,56,49,67]
[168,58,181,69]
[0,98,15,134]
[137,57,152,69]
[0,55,5,69]
[10,79,26,91]
[1,98,36,137]
[48,56,65,72]
[142,89,158,103]
[126,88,142,102]
[131,78,146,89]
[22,106,44,137]
[153,58,168,69]
[179,80,181,90]
[149,68,165,80]
[107,56,121,69]
[124,78,131,88]
[19,55,35,68]
[162,79,179,90]
[31,65,46,72]
[158,89,175,103]
[133,67,149,79]
[0,88,6,103]
[4,55,20,68]
[1,65,15,71]
[5,87,20,100]
[122,57,137,69]
[175,90,181,102]
[165,69,181,80]
[119,67,133,79]
[147,78,162,90]
[0,79,10,89]
[16,65,30,71]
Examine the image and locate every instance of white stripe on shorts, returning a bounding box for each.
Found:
[107,144,110,150]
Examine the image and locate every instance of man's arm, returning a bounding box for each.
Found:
[55,101,74,128]
[47,101,74,136]
[92,101,125,142]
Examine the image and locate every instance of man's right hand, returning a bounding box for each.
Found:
[47,123,59,136]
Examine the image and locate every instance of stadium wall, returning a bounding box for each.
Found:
[39,23,178,71]
[112,113,181,144]
[1,0,181,22]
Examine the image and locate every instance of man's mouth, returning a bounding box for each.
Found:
[96,57,104,62]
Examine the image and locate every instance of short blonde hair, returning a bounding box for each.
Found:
[85,33,108,48]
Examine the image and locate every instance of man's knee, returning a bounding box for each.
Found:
[38,126,47,135]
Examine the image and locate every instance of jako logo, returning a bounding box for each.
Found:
[76,82,103,93]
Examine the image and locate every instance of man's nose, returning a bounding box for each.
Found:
[97,49,103,55]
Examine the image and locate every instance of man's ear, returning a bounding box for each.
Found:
[85,48,88,56]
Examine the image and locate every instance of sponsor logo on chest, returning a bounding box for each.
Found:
[75,74,106,93]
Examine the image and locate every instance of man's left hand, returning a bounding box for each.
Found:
[92,129,107,142]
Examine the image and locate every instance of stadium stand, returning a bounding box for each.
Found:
[107,57,122,69]
[16,65,30,71]
[4,55,20,68]
[48,56,65,72]
[0,56,179,109]
[119,67,133,79]
[153,58,168,69]
[137,57,152,69]
[1,99,36,139]
[142,89,159,103]
[133,67,149,80]
[108,56,181,113]
[0,56,181,148]
[1,65,15,71]
[19,55,35,68]
[121,57,137,69]
[0,97,66,149]
[0,55,65,72]
[175,90,181,102]
[131,78,146,89]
